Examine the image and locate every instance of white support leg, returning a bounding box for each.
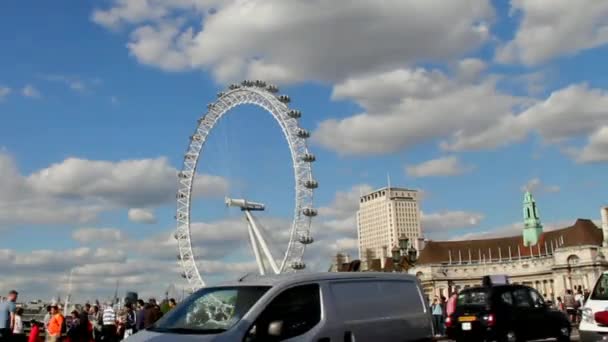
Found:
[245,210,280,274]
[247,217,266,276]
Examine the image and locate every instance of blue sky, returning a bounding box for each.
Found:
[1,0,608,300]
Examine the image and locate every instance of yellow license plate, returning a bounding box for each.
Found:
[458,316,477,322]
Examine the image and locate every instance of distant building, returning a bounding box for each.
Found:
[357,187,421,268]
[408,192,608,298]
[349,191,608,300]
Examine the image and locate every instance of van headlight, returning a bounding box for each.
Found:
[582,307,595,324]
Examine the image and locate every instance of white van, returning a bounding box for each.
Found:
[580,271,608,341]
[128,272,434,341]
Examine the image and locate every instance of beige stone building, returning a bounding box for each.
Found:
[411,218,608,300]
[357,187,421,268]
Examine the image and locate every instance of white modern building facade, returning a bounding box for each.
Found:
[357,187,421,268]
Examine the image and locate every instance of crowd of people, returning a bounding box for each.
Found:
[0,290,178,342]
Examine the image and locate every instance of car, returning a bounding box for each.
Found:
[446,283,571,342]
[127,272,434,341]
[580,271,608,341]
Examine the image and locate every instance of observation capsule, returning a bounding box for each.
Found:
[304,179,319,189]
[302,208,318,217]
[301,153,316,162]
[298,235,314,244]
[288,110,302,119]
[291,261,306,270]
[228,83,241,90]
[217,92,225,98]
[207,103,216,110]
[255,80,267,88]
[191,134,202,141]
[278,95,291,103]
[296,128,310,138]
[266,84,279,93]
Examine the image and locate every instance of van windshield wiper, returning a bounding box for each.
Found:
[148,327,227,335]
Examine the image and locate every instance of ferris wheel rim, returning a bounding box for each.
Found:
[176,82,317,291]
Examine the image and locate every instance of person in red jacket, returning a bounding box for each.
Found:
[28,320,41,342]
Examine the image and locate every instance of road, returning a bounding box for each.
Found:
[440,328,580,341]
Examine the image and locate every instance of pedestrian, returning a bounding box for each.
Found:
[13,307,25,342]
[144,299,163,329]
[28,320,41,342]
[91,305,102,342]
[67,310,83,342]
[0,290,18,342]
[123,303,136,339]
[47,305,64,342]
[101,302,117,342]
[168,298,177,310]
[431,297,444,337]
[135,300,145,332]
[556,296,564,311]
[564,289,577,323]
[446,291,458,317]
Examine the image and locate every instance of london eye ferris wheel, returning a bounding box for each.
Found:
[175,80,318,291]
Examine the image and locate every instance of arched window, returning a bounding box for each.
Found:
[526,208,531,218]
[567,255,580,266]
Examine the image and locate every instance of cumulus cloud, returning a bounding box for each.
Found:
[22,84,41,98]
[573,126,608,163]
[0,151,228,226]
[521,177,560,193]
[442,83,608,158]
[496,0,608,65]
[406,156,475,178]
[0,86,10,100]
[313,67,524,155]
[72,227,125,244]
[421,210,485,234]
[128,208,157,224]
[93,0,493,83]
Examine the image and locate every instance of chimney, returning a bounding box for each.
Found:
[602,206,608,247]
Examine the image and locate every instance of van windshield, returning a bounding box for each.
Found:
[591,274,608,300]
[150,286,270,334]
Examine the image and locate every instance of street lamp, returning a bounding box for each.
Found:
[391,236,418,272]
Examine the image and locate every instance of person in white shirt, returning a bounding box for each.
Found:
[102,303,117,342]
[13,307,24,340]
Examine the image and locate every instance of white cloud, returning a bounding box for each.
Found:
[574,126,608,163]
[0,151,228,226]
[313,67,524,155]
[318,184,373,219]
[22,84,41,98]
[26,156,228,208]
[442,83,608,157]
[496,0,608,65]
[42,75,96,93]
[456,58,487,81]
[128,208,157,224]
[94,0,493,83]
[449,220,572,241]
[72,227,125,244]
[406,156,475,178]
[421,210,484,234]
[521,177,560,193]
[0,86,11,100]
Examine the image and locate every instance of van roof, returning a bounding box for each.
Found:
[215,272,418,287]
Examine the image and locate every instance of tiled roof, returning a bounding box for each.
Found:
[417,219,602,265]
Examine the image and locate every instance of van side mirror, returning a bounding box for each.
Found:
[268,320,283,337]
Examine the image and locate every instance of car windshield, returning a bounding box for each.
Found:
[591,274,608,300]
[150,286,270,334]
[457,289,487,307]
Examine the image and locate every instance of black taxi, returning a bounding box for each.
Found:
[446,283,571,342]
